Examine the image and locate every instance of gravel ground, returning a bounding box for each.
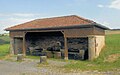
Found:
[0,58,120,75]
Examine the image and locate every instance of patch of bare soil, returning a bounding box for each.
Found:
[104,54,120,62]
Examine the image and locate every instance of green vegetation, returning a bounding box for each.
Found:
[0,44,10,59]
[0,35,10,59]
[0,35,10,44]
[25,55,40,59]
[64,34,120,71]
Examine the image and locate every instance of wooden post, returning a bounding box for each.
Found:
[23,32,26,56]
[64,37,68,60]
[61,31,68,60]
[10,37,14,55]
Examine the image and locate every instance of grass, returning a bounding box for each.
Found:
[64,34,120,71]
[0,44,10,59]
[25,55,40,59]
[0,35,10,59]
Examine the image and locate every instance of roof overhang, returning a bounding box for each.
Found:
[5,23,109,31]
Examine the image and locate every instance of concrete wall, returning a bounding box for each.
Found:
[95,36,105,58]
[88,35,105,60]
[88,36,96,60]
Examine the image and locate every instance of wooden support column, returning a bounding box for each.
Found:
[61,31,68,60]
[23,32,26,56]
[10,37,14,55]
[64,37,68,60]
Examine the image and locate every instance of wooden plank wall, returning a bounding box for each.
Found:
[9,26,105,38]
[93,27,105,35]
[10,31,24,37]
[64,28,94,37]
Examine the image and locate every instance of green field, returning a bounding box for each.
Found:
[65,34,120,71]
[0,35,10,45]
[0,44,10,59]
[0,35,10,59]
[0,34,120,71]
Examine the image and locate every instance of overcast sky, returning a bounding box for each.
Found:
[0,0,120,33]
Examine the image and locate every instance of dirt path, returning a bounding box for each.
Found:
[0,58,120,75]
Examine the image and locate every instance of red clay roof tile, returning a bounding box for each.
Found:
[5,15,95,31]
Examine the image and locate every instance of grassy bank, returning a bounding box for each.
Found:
[64,34,120,71]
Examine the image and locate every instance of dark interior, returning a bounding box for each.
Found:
[25,32,88,60]
[67,38,88,60]
[25,31,64,55]
[14,37,23,54]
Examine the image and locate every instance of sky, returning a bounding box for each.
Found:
[0,0,120,33]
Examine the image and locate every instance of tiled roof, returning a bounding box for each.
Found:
[5,15,96,31]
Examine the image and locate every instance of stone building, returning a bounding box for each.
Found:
[5,15,109,60]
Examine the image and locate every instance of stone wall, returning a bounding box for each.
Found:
[67,38,88,60]
[67,38,88,51]
[25,32,90,60]
[26,36,64,50]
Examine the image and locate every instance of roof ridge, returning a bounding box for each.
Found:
[26,15,94,24]
[35,15,77,21]
[74,15,95,23]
